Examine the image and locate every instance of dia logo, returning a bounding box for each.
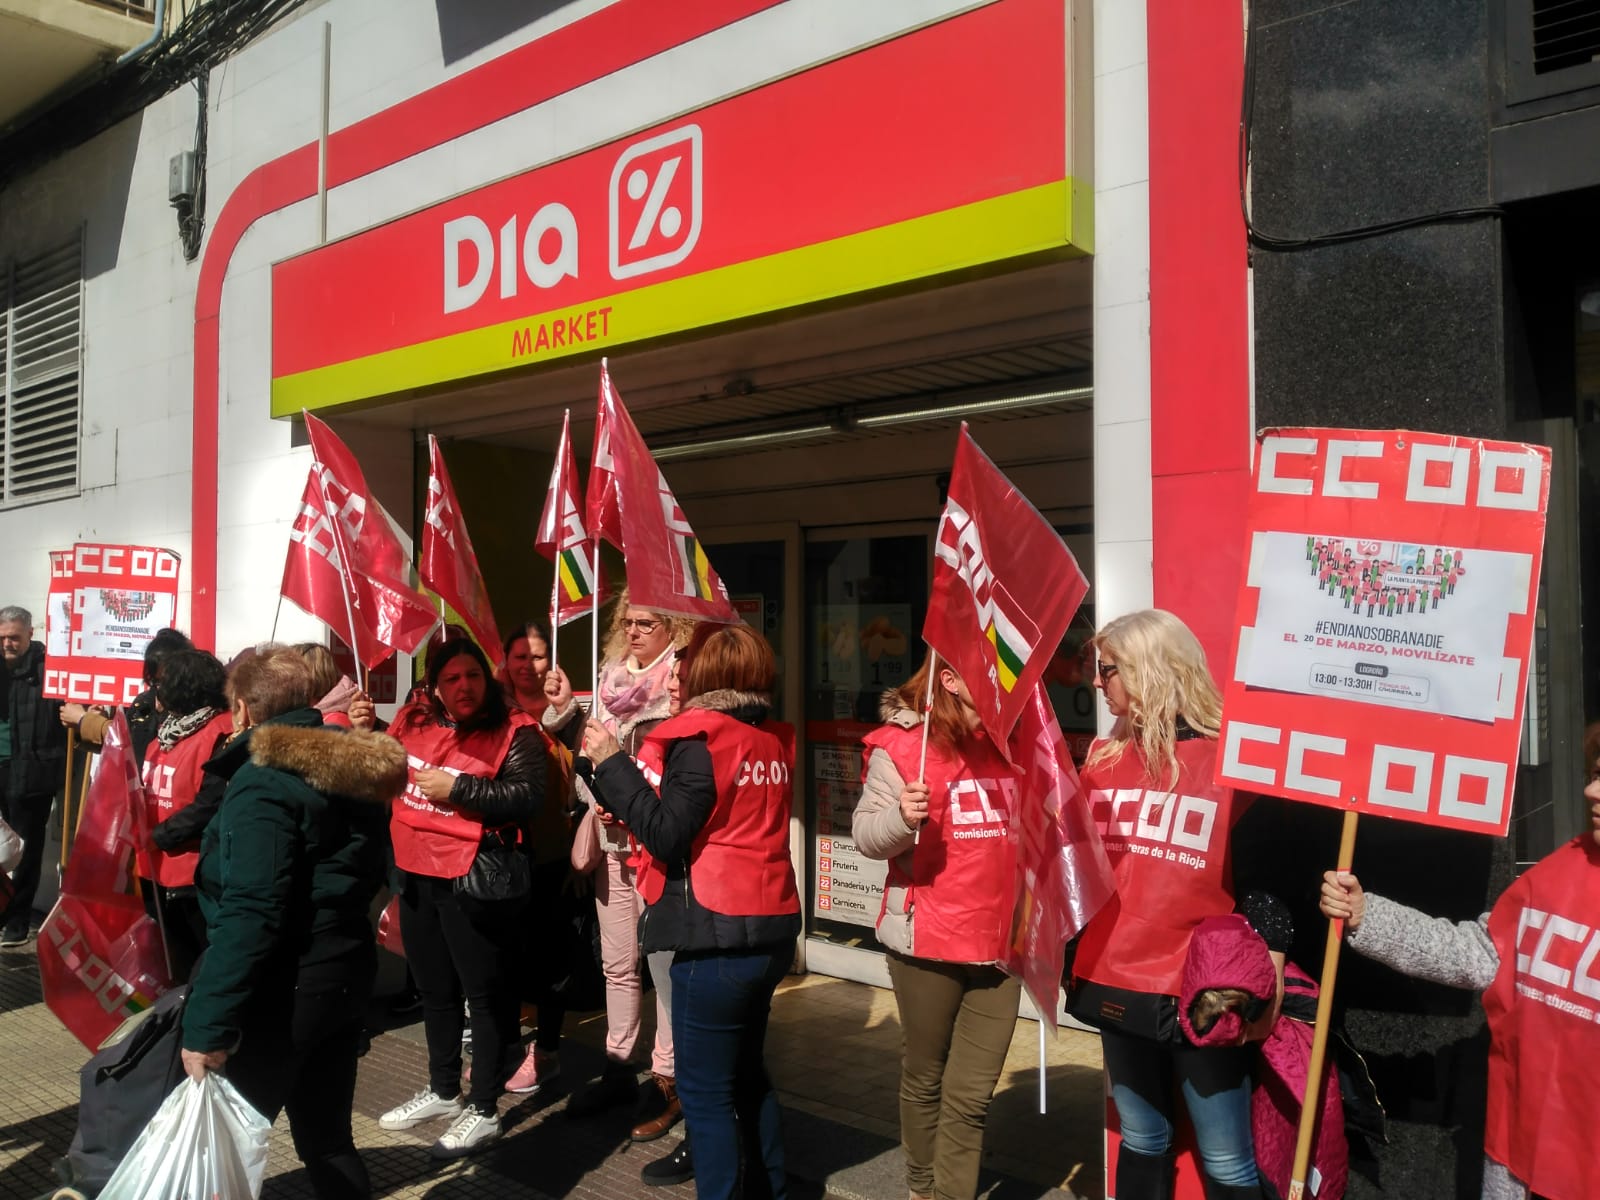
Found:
[609,125,702,280]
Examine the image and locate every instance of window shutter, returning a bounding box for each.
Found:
[3,234,82,504]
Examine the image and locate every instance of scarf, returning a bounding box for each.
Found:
[156,705,222,752]
[597,645,674,725]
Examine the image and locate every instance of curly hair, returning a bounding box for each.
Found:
[600,586,697,665]
[154,649,228,717]
[1084,609,1222,786]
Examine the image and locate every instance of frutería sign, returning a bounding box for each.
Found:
[269,0,1088,415]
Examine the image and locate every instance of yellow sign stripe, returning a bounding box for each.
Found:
[272,181,1087,417]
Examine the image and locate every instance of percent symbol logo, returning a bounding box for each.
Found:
[609,124,703,280]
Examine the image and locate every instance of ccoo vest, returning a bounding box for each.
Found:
[1482,836,1600,1200]
[390,710,530,878]
[862,722,1021,964]
[140,712,234,888]
[1071,736,1242,996]
[638,709,799,916]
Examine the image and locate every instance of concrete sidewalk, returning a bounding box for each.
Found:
[0,942,1105,1199]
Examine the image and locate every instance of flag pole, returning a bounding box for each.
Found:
[270,591,284,642]
[549,564,561,669]
[1287,808,1360,1200]
[912,647,939,846]
[590,535,601,709]
[60,727,76,869]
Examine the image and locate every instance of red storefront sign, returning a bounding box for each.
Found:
[270,0,1087,415]
[1216,428,1550,836]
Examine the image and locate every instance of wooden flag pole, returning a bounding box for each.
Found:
[1287,807,1360,1200]
[59,727,76,869]
[912,648,939,845]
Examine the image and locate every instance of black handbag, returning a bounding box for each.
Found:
[1067,978,1181,1045]
[455,826,532,903]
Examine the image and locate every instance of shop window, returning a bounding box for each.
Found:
[1,234,83,506]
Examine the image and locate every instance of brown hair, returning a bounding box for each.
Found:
[1188,987,1256,1037]
[891,657,973,750]
[227,644,315,723]
[292,642,341,700]
[681,622,775,699]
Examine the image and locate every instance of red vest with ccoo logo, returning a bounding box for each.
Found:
[638,709,799,915]
[631,739,669,903]
[390,710,531,878]
[1482,836,1600,1200]
[1072,736,1241,996]
[139,712,234,888]
[863,722,1022,965]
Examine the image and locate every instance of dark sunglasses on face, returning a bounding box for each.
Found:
[1096,660,1120,684]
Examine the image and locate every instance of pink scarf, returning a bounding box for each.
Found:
[598,648,673,728]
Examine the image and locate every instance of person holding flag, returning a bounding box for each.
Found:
[852,655,1024,1200]
[1318,769,1600,1200]
[1068,610,1266,1200]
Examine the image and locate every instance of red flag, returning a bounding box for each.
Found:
[38,712,173,1050]
[999,685,1116,1026]
[421,436,503,669]
[282,413,438,669]
[535,410,610,626]
[585,362,737,622]
[923,425,1088,756]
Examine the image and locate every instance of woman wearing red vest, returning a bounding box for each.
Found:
[140,648,234,981]
[377,639,546,1160]
[852,656,1023,1200]
[1070,609,1261,1200]
[1319,772,1600,1200]
[582,622,800,1200]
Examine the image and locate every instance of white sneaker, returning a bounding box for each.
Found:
[379,1088,463,1131]
[430,1105,502,1159]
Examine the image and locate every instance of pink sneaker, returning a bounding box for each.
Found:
[505,1047,561,1095]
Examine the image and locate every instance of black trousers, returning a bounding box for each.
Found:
[227,974,372,1200]
[399,872,525,1108]
[523,858,568,1052]
[0,788,53,928]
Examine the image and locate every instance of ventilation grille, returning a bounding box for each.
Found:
[1533,0,1600,74]
[3,235,82,505]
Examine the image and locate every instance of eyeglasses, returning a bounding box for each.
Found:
[622,618,661,633]
[1096,660,1120,684]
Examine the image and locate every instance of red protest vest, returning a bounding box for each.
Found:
[862,722,1022,964]
[140,712,234,888]
[1482,836,1600,1200]
[390,710,531,878]
[631,739,669,904]
[1071,736,1241,996]
[638,709,799,916]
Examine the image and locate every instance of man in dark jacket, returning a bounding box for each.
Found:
[0,606,66,946]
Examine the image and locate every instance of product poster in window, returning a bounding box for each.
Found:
[1218,429,1550,837]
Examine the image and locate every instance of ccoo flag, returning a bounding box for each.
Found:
[282,413,440,669]
[421,436,504,669]
[585,361,736,622]
[535,409,610,626]
[923,424,1088,757]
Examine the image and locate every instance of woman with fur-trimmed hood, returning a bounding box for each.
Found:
[179,645,406,1200]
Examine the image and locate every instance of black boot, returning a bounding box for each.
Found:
[1115,1148,1175,1200]
[1201,1175,1265,1200]
[641,1136,694,1187]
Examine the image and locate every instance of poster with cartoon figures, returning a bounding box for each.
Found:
[1218,429,1550,837]
[43,544,182,705]
[1243,532,1532,723]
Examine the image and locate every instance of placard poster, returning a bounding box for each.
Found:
[1218,429,1550,837]
[43,545,182,705]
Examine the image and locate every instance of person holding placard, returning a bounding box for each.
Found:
[1068,609,1263,1200]
[1319,770,1600,1200]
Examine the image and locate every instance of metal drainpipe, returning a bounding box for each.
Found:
[117,0,168,64]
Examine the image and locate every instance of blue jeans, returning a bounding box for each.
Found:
[1099,1027,1258,1188]
[670,947,791,1200]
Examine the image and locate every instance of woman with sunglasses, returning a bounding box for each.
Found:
[544,590,694,1158]
[851,654,1022,1200]
[1069,610,1264,1200]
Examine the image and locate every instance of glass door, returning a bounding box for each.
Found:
[802,526,929,980]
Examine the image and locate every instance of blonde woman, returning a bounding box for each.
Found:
[1069,610,1262,1200]
[543,590,695,1147]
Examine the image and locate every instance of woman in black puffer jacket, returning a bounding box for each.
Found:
[376,639,545,1161]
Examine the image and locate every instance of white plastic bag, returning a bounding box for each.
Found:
[98,1073,271,1200]
[0,813,22,873]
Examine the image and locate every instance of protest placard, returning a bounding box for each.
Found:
[43,544,182,706]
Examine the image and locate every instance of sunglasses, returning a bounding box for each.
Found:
[1096,660,1120,684]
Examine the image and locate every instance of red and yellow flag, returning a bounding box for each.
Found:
[535,409,610,626]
